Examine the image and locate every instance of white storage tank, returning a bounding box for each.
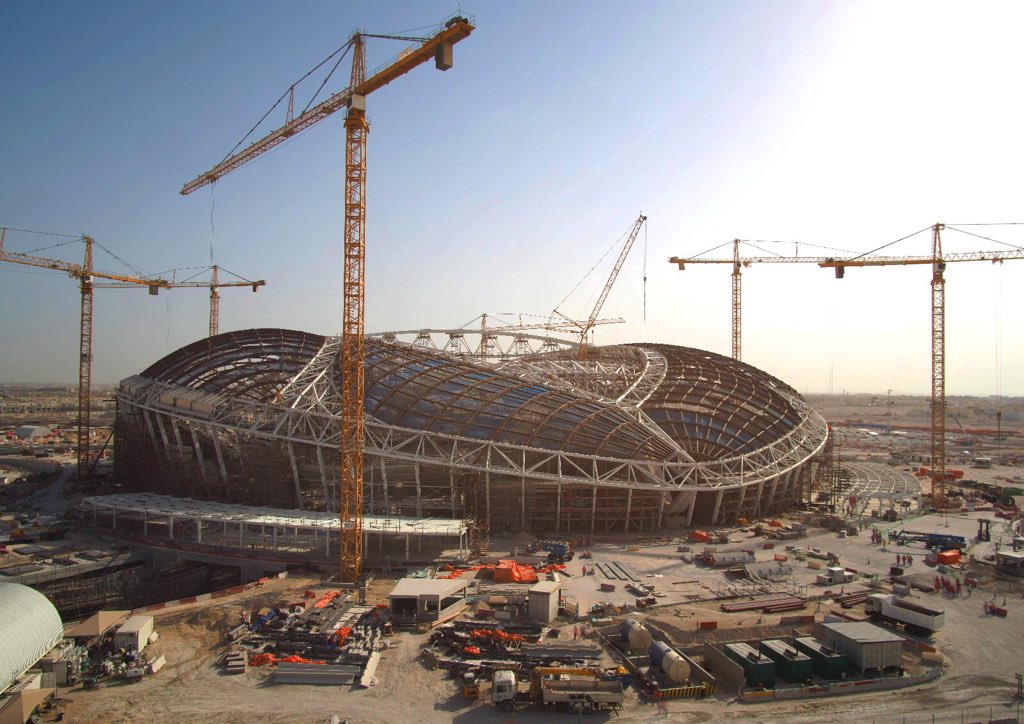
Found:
[115,615,155,654]
[620,619,653,651]
[648,641,691,684]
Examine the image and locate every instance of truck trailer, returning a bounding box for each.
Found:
[490,669,624,714]
[864,593,944,635]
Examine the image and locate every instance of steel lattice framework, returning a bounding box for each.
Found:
[114,328,828,533]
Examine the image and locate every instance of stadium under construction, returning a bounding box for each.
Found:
[107,326,829,566]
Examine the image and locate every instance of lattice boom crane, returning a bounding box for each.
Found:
[180,15,475,582]
[0,228,171,477]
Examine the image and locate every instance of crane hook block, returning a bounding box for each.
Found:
[435,42,453,70]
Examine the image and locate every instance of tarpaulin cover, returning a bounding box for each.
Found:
[493,559,538,584]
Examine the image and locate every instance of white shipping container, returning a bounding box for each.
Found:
[115,615,155,654]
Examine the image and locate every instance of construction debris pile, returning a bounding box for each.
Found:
[224,589,391,686]
[424,620,601,677]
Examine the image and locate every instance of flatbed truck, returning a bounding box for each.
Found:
[490,669,624,713]
[865,593,944,635]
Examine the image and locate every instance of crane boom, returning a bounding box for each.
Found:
[568,214,646,359]
[0,229,171,476]
[94,264,265,337]
[668,247,832,360]
[180,18,474,196]
[819,248,1024,272]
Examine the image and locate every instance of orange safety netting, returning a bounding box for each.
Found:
[462,646,481,655]
[279,655,325,665]
[314,590,342,609]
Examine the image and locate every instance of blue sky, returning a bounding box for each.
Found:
[1,0,1022,396]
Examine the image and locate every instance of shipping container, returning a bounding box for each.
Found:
[115,615,154,654]
[759,639,813,683]
[724,642,775,688]
[792,636,848,679]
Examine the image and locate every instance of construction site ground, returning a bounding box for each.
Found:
[38,499,1022,724]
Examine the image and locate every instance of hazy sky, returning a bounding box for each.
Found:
[1,0,1021,396]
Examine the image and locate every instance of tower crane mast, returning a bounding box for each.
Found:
[0,228,171,477]
[820,225,1024,504]
[668,246,833,361]
[180,15,475,582]
[671,227,1024,506]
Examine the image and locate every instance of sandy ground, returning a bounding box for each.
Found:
[47,504,1024,724]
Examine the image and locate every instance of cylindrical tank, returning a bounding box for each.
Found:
[620,619,653,650]
[648,641,691,684]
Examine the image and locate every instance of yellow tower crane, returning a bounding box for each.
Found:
[95,265,265,337]
[0,228,171,477]
[820,224,1024,505]
[669,241,833,361]
[180,15,475,582]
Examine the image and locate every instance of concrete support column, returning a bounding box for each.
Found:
[711,489,724,525]
[209,426,230,489]
[520,475,526,531]
[450,469,456,518]
[380,459,389,512]
[143,513,147,537]
[405,534,410,561]
[239,522,244,547]
[591,485,597,534]
[485,471,491,522]
[686,492,698,527]
[169,514,174,540]
[657,492,666,529]
[315,446,331,509]
[556,482,562,533]
[197,519,202,544]
[170,419,188,463]
[624,489,633,533]
[415,462,422,517]
[287,442,303,510]
[273,525,278,550]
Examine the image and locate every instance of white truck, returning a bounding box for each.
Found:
[865,593,944,635]
[491,669,624,714]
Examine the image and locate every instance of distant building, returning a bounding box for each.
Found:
[14,425,50,440]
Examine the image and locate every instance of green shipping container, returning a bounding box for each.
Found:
[724,642,775,688]
[760,639,813,683]
[793,636,848,680]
